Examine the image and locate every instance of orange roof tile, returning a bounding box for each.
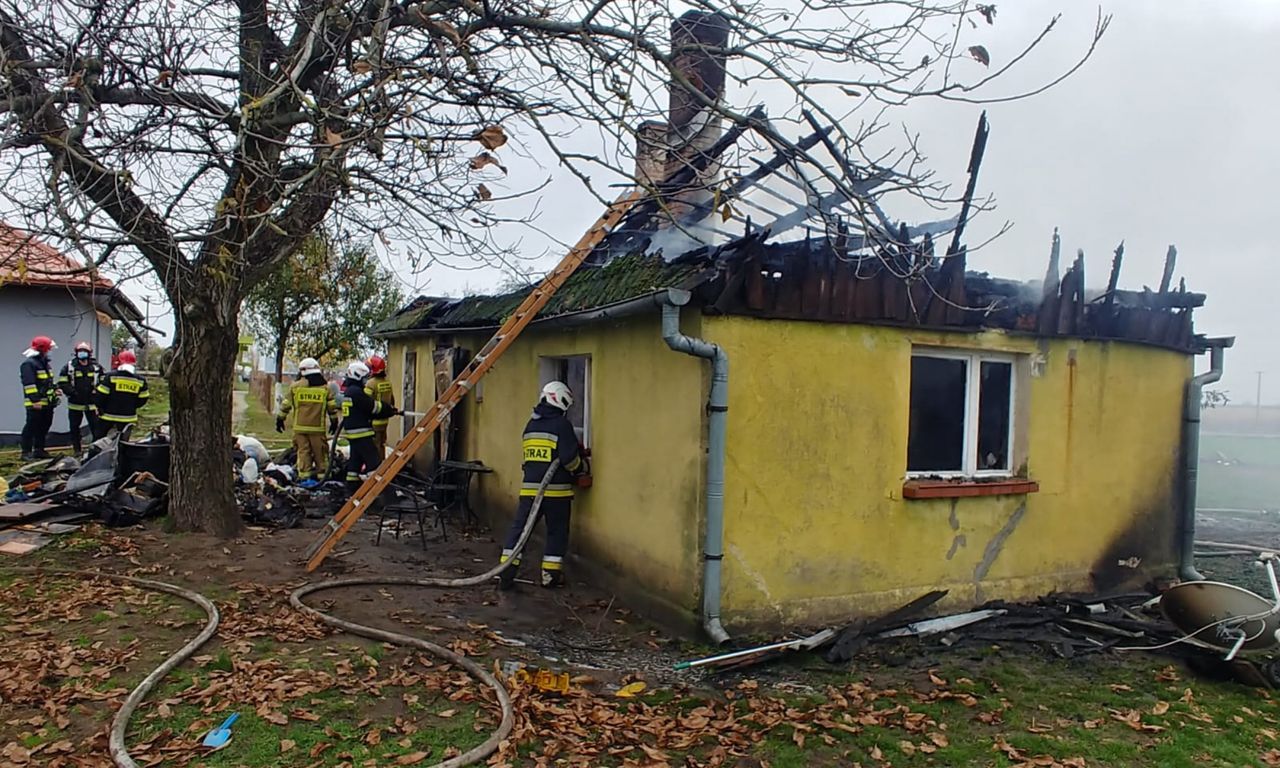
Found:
[0,222,116,292]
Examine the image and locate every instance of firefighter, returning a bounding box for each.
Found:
[340,361,397,492]
[498,381,589,590]
[19,335,60,460]
[276,357,339,483]
[366,355,395,458]
[94,350,149,437]
[57,341,105,454]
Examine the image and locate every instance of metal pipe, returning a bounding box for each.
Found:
[1180,337,1234,581]
[658,288,731,645]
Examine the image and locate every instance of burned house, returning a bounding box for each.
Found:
[374,12,1225,635]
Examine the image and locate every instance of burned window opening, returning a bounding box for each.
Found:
[539,355,591,448]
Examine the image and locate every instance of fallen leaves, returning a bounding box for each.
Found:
[396,750,431,765]
[279,738,296,753]
[1110,708,1166,733]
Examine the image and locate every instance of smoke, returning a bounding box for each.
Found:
[644,218,727,261]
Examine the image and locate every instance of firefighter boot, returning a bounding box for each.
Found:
[540,569,565,589]
[497,565,518,591]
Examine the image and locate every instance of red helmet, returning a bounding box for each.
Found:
[30,336,55,354]
[74,341,92,353]
[366,355,386,375]
[117,350,137,365]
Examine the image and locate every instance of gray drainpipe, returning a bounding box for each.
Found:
[658,288,731,645]
[1179,336,1235,582]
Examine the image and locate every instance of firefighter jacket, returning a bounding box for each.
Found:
[279,374,338,433]
[369,373,395,428]
[520,401,584,499]
[340,377,388,440]
[95,369,150,424]
[58,359,105,410]
[20,355,57,409]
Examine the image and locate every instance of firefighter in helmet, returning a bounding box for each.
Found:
[340,361,397,492]
[57,341,105,454]
[498,381,589,590]
[19,335,59,460]
[94,350,149,438]
[276,357,339,482]
[365,355,395,458]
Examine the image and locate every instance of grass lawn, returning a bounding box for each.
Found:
[5,528,1280,766]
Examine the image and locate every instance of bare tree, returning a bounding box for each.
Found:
[0,0,1106,535]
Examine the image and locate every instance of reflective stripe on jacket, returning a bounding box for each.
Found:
[58,359,104,410]
[519,401,582,498]
[20,356,57,408]
[280,377,337,433]
[340,378,385,439]
[370,374,395,427]
[95,369,149,423]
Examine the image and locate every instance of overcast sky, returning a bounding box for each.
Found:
[126,0,1278,402]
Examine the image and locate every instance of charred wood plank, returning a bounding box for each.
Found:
[1159,245,1177,293]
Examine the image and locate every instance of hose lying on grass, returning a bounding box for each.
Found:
[7,568,220,768]
[9,461,556,768]
[288,459,560,768]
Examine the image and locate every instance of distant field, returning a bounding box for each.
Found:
[1198,433,1280,511]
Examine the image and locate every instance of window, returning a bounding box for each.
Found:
[539,355,591,448]
[907,350,1015,477]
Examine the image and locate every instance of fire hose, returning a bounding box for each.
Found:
[10,461,559,768]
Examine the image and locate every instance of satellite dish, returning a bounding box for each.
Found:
[1161,580,1280,657]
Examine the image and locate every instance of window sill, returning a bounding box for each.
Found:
[903,478,1039,500]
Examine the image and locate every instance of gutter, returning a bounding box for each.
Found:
[1179,336,1235,582]
[658,288,731,645]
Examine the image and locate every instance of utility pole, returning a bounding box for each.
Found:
[1257,370,1265,422]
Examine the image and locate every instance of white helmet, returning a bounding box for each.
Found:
[540,380,574,411]
[346,361,370,380]
[299,357,321,376]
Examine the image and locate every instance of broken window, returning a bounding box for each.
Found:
[907,351,1015,476]
[538,354,591,448]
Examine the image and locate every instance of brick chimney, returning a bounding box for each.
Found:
[634,120,669,187]
[660,10,731,226]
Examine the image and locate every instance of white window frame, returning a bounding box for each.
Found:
[538,354,592,448]
[907,349,1017,479]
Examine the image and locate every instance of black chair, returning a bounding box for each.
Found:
[430,460,491,530]
[374,475,438,547]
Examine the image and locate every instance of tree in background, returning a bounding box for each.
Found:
[110,322,131,357]
[292,245,403,369]
[0,0,1102,534]
[242,234,336,385]
[244,234,402,382]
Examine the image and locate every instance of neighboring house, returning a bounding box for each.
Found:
[374,12,1227,636]
[0,223,145,446]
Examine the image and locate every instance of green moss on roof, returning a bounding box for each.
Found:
[379,251,708,334]
[372,296,453,334]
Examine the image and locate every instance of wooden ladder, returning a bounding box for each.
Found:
[304,188,644,571]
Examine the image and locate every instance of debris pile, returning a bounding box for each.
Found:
[678,589,1280,688]
[0,429,172,553]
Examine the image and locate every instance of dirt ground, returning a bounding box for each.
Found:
[64,514,697,686]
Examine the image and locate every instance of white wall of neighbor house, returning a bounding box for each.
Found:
[0,287,110,441]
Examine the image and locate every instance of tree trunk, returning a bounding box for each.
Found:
[274,342,286,386]
[168,310,243,537]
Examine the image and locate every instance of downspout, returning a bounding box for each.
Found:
[1179,336,1234,582]
[658,288,731,645]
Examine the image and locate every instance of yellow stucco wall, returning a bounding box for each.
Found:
[388,314,707,617]
[702,316,1192,629]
